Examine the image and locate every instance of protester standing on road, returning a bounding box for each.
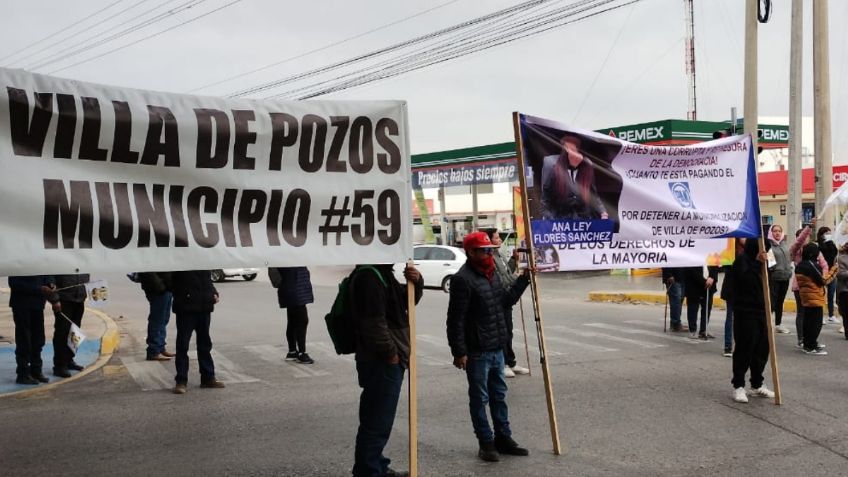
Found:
[167,270,225,394]
[447,231,531,462]
[817,227,840,324]
[683,265,720,340]
[52,273,90,378]
[729,240,775,403]
[9,275,58,385]
[661,267,687,332]
[795,243,839,356]
[790,220,828,348]
[138,272,174,361]
[767,225,792,334]
[836,242,848,339]
[350,263,422,477]
[269,267,315,364]
[484,228,530,378]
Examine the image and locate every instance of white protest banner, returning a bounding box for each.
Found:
[0,68,411,274]
[84,279,109,308]
[516,114,759,271]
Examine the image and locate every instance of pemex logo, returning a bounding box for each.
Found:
[608,130,617,138]
[669,182,696,209]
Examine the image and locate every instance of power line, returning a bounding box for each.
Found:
[187,0,462,94]
[0,0,127,65]
[47,0,244,75]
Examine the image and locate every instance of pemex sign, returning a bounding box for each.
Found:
[601,119,790,149]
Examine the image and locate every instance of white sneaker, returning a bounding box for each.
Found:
[775,325,791,334]
[838,326,845,334]
[733,387,749,403]
[827,316,840,324]
[804,348,828,356]
[688,332,699,340]
[504,367,516,378]
[749,386,775,399]
[511,365,530,375]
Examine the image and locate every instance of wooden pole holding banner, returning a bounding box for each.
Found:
[511,111,563,454]
[406,259,418,476]
[744,0,782,405]
[518,297,532,376]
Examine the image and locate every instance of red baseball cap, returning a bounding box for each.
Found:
[463,231,499,251]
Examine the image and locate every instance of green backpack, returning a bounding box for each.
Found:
[325,266,387,355]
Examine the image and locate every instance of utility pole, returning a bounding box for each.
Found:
[787,0,802,230]
[684,0,697,120]
[814,0,833,227]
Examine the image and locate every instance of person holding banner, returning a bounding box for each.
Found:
[8,275,58,385]
[730,240,775,403]
[138,272,175,362]
[52,273,90,378]
[683,266,720,340]
[447,231,530,462]
[790,221,828,348]
[167,271,225,394]
[540,133,608,220]
[350,263,422,477]
[269,267,315,364]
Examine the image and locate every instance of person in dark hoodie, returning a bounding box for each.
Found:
[269,267,315,364]
[52,273,90,378]
[795,243,839,355]
[350,263,422,477]
[730,240,775,403]
[166,270,225,394]
[9,275,58,385]
[447,231,531,462]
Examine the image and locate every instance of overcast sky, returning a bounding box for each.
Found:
[2,0,846,160]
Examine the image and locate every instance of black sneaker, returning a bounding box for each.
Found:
[297,352,314,364]
[478,440,500,462]
[699,333,715,340]
[16,375,39,385]
[285,351,299,361]
[53,367,71,378]
[68,361,84,371]
[384,468,409,477]
[494,435,529,456]
[32,372,49,383]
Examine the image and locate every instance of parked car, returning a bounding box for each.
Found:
[211,268,259,282]
[395,245,465,293]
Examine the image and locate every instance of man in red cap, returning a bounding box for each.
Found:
[447,231,530,462]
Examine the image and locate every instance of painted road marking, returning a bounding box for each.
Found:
[244,344,329,378]
[547,325,667,349]
[120,356,174,391]
[584,323,704,344]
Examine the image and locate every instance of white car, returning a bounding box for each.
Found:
[395,245,466,293]
[211,268,259,282]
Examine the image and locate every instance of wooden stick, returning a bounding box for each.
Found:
[518,296,532,376]
[744,0,781,404]
[406,259,419,476]
[512,111,563,454]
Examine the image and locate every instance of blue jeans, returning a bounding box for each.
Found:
[667,282,684,326]
[465,350,510,442]
[724,302,733,351]
[353,361,404,477]
[146,292,172,358]
[827,281,836,317]
[174,312,215,384]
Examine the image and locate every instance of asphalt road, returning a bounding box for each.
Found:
[1,270,847,476]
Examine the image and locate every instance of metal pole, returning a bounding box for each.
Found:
[813,0,833,228]
[787,0,803,231]
[471,183,479,230]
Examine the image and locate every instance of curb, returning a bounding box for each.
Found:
[588,290,798,313]
[0,305,121,399]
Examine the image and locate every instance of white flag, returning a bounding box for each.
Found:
[821,181,848,218]
[834,215,848,248]
[84,280,109,308]
[67,323,86,353]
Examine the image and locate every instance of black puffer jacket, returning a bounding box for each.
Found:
[446,263,529,357]
[167,271,218,314]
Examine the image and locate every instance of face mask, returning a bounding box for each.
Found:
[825,234,833,241]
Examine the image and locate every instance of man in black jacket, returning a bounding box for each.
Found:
[138,272,174,361]
[447,231,530,462]
[350,263,422,477]
[661,267,687,332]
[9,275,58,385]
[166,270,224,394]
[52,273,90,378]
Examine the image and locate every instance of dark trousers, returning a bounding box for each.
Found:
[285,305,309,353]
[13,308,45,377]
[503,307,516,368]
[802,306,824,351]
[53,301,84,368]
[686,291,714,334]
[793,290,805,342]
[839,292,848,339]
[353,360,404,477]
[174,312,215,384]
[769,279,790,326]
[731,312,769,389]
